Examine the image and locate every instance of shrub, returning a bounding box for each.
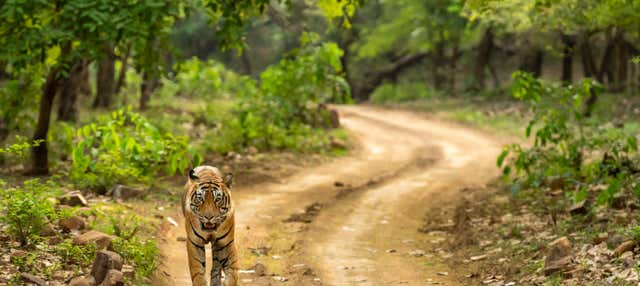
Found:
[0,179,59,245]
[69,107,201,191]
[0,137,43,161]
[55,239,97,267]
[158,57,251,100]
[112,237,159,278]
[370,82,436,104]
[48,121,76,163]
[231,33,351,152]
[498,71,639,205]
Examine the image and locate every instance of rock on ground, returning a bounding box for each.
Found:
[252,263,267,276]
[121,264,135,279]
[21,273,47,286]
[59,216,86,232]
[91,250,123,284]
[40,221,56,236]
[614,240,635,257]
[330,137,347,149]
[59,192,88,207]
[69,276,97,286]
[108,185,143,201]
[99,269,124,286]
[544,236,574,275]
[73,231,114,250]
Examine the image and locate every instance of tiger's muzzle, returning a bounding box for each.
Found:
[200,214,227,231]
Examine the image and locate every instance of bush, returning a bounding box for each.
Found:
[55,239,97,267]
[158,57,251,100]
[69,107,201,191]
[498,71,639,205]
[48,121,76,163]
[112,237,159,278]
[231,33,351,152]
[0,179,59,245]
[0,137,44,166]
[370,82,436,104]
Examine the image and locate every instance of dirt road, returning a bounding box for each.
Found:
[153,105,503,285]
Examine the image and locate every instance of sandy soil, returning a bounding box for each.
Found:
[152,105,504,285]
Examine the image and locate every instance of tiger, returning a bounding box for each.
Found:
[182,165,237,286]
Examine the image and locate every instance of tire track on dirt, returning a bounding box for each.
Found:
[303,106,503,285]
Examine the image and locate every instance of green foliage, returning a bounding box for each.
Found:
[69,107,201,191]
[161,57,253,99]
[357,0,469,58]
[9,250,39,273]
[0,138,44,164]
[55,239,97,267]
[47,122,76,163]
[112,237,159,278]
[231,34,350,151]
[0,65,43,133]
[499,72,639,205]
[370,82,437,104]
[0,179,59,246]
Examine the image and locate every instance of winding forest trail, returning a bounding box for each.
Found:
[153,105,503,285]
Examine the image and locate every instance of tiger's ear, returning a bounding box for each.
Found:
[188,169,199,181]
[224,173,233,188]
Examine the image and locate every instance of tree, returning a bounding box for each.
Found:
[0,0,361,174]
[349,0,470,98]
[0,0,267,174]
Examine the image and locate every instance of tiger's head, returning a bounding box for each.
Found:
[185,165,233,232]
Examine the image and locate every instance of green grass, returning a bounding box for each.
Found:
[371,86,640,138]
[378,96,527,136]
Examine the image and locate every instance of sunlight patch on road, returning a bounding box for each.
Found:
[440,143,471,168]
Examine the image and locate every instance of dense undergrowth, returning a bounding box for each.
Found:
[499,72,640,206]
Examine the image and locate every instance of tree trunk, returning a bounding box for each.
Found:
[139,72,159,110]
[78,60,91,97]
[355,52,429,101]
[93,43,116,108]
[241,51,253,75]
[31,67,61,174]
[580,35,598,79]
[115,47,131,95]
[449,44,459,93]
[519,49,544,78]
[57,61,83,122]
[630,59,637,94]
[561,34,575,84]
[0,62,8,81]
[472,28,493,90]
[599,30,616,86]
[614,31,628,92]
[432,43,446,90]
[488,61,500,89]
[337,28,358,100]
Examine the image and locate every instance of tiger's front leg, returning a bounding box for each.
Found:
[222,259,238,286]
[210,249,222,286]
[213,238,238,286]
[186,227,207,286]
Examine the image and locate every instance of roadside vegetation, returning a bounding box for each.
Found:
[355,0,640,284]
